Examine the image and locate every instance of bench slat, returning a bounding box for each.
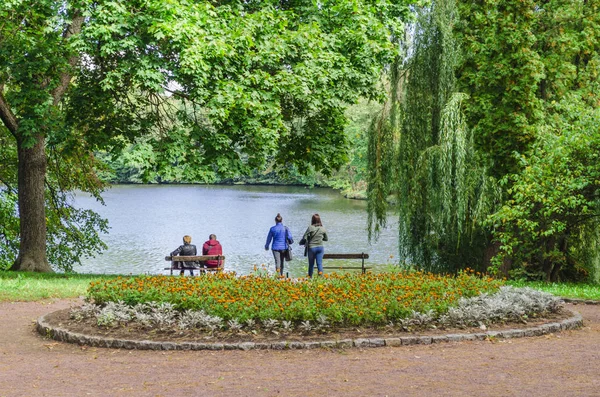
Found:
[165,255,225,261]
[323,253,369,259]
[322,266,371,270]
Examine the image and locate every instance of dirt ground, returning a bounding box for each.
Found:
[1,300,599,397]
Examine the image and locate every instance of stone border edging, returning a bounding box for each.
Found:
[562,297,600,305]
[36,309,583,351]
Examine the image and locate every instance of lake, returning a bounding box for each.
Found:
[74,184,399,277]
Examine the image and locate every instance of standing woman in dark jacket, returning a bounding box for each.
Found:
[300,214,328,277]
[265,213,293,276]
[170,235,197,276]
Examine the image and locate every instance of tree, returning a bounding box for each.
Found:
[0,0,415,272]
[368,0,501,273]
[368,0,600,280]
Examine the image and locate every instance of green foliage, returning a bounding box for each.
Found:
[0,191,19,270]
[96,99,382,194]
[0,0,418,271]
[487,100,600,281]
[68,0,414,178]
[0,271,119,302]
[368,0,600,283]
[368,0,499,272]
[455,0,545,177]
[480,0,600,281]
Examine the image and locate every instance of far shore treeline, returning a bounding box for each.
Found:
[0,0,599,284]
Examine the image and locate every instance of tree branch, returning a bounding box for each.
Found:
[51,11,85,106]
[0,85,18,137]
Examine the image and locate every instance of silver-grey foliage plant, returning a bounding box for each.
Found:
[70,287,563,333]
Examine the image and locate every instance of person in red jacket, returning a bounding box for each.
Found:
[202,234,223,269]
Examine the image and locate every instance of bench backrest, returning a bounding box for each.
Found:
[323,253,369,259]
[165,255,225,269]
[165,255,225,262]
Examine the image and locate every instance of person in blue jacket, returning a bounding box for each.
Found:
[265,213,293,276]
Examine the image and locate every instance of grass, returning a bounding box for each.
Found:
[2,270,599,305]
[0,271,120,302]
[507,280,600,300]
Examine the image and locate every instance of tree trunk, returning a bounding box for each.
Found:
[10,134,52,272]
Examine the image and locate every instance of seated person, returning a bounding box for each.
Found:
[170,235,197,276]
[202,234,223,269]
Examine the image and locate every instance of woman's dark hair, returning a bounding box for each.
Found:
[275,213,283,223]
[311,213,322,226]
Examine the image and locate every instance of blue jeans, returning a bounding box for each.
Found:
[308,246,325,277]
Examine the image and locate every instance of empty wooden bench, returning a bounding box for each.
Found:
[322,253,370,274]
[164,255,225,275]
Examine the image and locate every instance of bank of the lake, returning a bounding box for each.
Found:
[73,184,399,276]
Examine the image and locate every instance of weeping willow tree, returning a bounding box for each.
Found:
[367,0,500,273]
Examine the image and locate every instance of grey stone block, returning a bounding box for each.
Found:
[238,342,255,351]
[354,338,370,348]
[289,342,305,349]
[369,338,386,347]
[418,336,432,345]
[431,335,448,344]
[205,343,224,350]
[190,343,210,350]
[179,342,192,350]
[384,338,402,347]
[336,339,353,349]
[523,329,536,337]
[530,327,544,336]
[271,342,288,350]
[304,341,322,349]
[401,336,418,345]
[446,334,464,342]
[122,340,138,350]
[501,330,523,339]
[161,342,178,350]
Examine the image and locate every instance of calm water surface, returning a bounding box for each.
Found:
[74,185,399,277]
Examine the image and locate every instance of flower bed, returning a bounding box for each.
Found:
[87,270,502,327]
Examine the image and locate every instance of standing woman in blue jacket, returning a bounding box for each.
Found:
[265,213,293,276]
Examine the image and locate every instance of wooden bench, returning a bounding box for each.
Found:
[322,253,370,274]
[164,255,225,275]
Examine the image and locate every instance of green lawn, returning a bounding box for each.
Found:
[0,271,120,302]
[1,271,599,303]
[507,280,600,300]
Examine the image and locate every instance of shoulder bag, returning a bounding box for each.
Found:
[284,227,293,261]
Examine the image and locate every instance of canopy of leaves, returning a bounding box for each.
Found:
[368,0,600,282]
[66,0,414,180]
[0,0,416,271]
[368,0,500,273]
[488,96,600,281]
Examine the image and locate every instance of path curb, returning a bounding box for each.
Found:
[36,309,583,351]
[562,298,600,305]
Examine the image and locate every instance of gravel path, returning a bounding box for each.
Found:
[1,299,599,397]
